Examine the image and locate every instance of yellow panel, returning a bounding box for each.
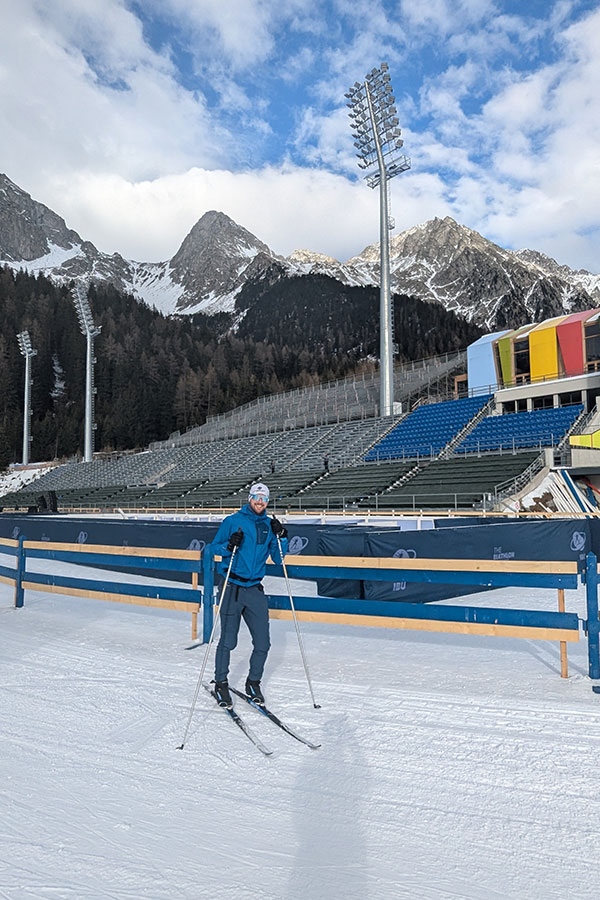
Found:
[570,430,600,449]
[570,434,593,447]
[530,325,560,382]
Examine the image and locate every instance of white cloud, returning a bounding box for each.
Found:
[0,0,599,277]
[0,0,226,182]
[41,164,394,262]
[400,0,494,37]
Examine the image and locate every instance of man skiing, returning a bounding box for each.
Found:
[209,482,288,709]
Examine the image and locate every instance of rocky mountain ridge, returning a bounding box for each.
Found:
[1,172,599,330]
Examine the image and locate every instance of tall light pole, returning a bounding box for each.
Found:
[346,62,411,417]
[17,331,37,465]
[72,284,101,463]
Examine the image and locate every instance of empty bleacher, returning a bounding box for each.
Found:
[276,461,417,510]
[359,452,541,510]
[4,349,586,514]
[365,395,492,461]
[455,405,584,454]
[153,350,467,445]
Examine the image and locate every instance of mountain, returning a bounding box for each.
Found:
[1,173,599,330]
[296,217,600,329]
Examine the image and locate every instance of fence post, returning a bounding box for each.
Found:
[14,536,26,609]
[558,588,568,678]
[191,550,202,640]
[201,551,216,643]
[585,551,600,680]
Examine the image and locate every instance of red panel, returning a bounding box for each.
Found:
[557,309,600,375]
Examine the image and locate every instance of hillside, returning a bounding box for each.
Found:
[0,267,480,466]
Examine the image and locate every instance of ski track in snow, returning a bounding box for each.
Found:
[1,575,600,899]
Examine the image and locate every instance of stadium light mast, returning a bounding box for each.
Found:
[17,330,37,465]
[72,283,101,463]
[345,62,411,417]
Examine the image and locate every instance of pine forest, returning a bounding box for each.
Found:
[0,266,482,468]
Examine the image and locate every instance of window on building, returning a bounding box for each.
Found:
[513,338,530,382]
[559,391,582,407]
[493,342,505,385]
[585,321,600,370]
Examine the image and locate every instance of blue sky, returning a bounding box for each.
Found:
[1,0,599,271]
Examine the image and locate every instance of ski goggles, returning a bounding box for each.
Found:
[249,491,269,503]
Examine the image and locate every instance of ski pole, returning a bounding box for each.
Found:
[177,541,239,750]
[276,534,321,709]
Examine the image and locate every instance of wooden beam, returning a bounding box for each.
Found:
[281,555,579,575]
[268,608,580,641]
[23,541,202,561]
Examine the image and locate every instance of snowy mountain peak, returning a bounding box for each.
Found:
[0,173,83,262]
[287,248,341,266]
[1,174,600,329]
[168,210,278,313]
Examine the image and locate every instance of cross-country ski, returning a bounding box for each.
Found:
[230,685,321,749]
[202,683,273,756]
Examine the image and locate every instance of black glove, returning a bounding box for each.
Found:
[271,516,288,539]
[227,528,244,552]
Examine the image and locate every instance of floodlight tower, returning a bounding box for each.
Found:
[72,283,101,463]
[16,330,37,465]
[345,62,411,417]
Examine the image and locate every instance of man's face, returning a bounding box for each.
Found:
[249,492,268,514]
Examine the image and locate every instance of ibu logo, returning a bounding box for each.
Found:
[187,539,206,553]
[11,526,20,539]
[76,531,88,544]
[288,536,309,554]
[392,547,416,591]
[570,531,586,553]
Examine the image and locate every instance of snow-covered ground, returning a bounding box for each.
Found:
[2,558,600,899]
[0,463,57,499]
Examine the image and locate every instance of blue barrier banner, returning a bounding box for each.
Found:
[316,528,366,599]
[24,571,200,604]
[0,515,220,583]
[1,514,591,604]
[364,519,591,602]
[24,547,202,573]
[0,514,219,551]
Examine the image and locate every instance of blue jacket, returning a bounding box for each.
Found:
[209,504,288,586]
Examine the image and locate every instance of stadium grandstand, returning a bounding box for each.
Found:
[3,308,600,515]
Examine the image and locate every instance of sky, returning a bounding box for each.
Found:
[1,0,600,271]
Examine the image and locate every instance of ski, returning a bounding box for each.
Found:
[202,684,273,756]
[230,686,321,750]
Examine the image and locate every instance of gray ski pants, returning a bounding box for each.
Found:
[214,581,271,683]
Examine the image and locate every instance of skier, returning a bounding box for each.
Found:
[209,482,288,709]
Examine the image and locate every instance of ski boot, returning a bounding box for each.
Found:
[213,680,232,709]
[245,678,265,706]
